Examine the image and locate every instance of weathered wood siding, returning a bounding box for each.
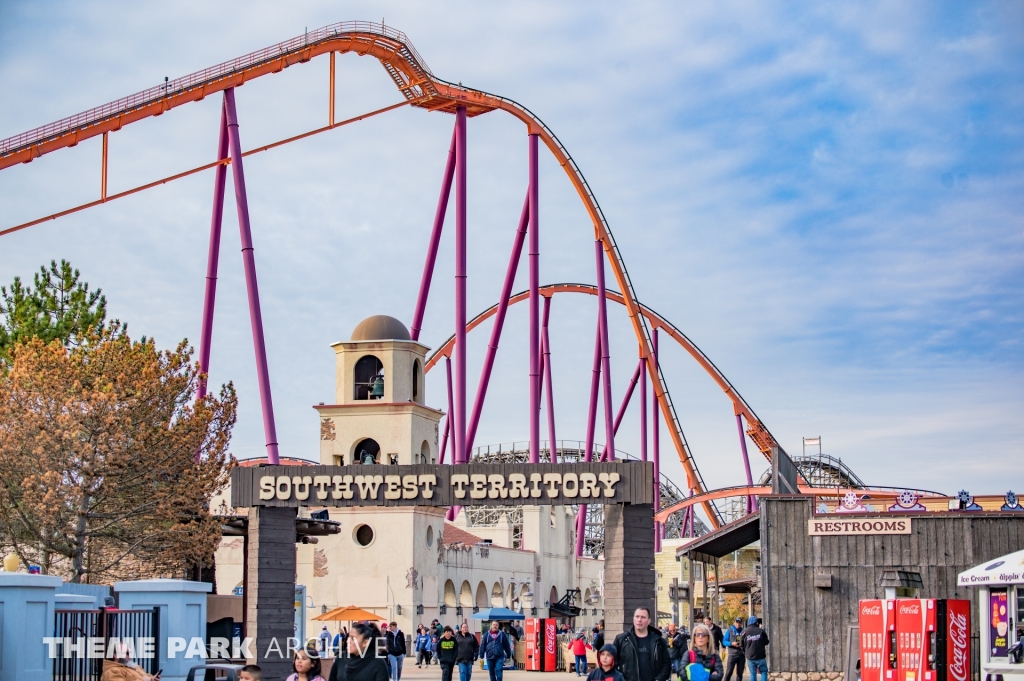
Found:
[604,503,656,640]
[761,496,1024,674]
[246,505,298,679]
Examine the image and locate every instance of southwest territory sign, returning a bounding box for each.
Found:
[231,461,655,509]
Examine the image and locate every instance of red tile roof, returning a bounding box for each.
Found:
[236,456,319,467]
[442,523,483,547]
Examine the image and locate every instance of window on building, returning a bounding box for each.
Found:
[354,524,374,547]
[354,355,384,400]
[412,359,422,403]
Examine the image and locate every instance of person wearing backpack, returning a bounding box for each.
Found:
[571,630,593,676]
[721,618,745,681]
[588,644,626,681]
[683,624,722,681]
[478,621,513,681]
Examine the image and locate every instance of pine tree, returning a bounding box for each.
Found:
[0,260,107,364]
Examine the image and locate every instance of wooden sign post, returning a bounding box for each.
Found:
[231,461,656,673]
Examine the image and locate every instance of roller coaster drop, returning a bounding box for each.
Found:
[2,21,869,554]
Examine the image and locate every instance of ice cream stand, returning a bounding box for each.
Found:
[958,548,1024,680]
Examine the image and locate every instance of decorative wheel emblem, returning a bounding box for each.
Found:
[897,490,917,508]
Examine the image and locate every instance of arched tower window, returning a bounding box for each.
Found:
[412,359,422,403]
[354,355,384,400]
[418,440,431,465]
[354,438,381,465]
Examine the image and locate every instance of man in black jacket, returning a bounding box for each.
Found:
[386,622,407,681]
[613,607,671,681]
[704,618,724,654]
[664,623,688,678]
[740,617,769,681]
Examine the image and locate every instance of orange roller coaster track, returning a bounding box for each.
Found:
[423,283,783,528]
[425,283,781,462]
[0,21,782,530]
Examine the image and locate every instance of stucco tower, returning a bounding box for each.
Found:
[307,315,446,633]
[316,315,442,466]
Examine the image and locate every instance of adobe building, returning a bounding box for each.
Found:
[214,315,606,640]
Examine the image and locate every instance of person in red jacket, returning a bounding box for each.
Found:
[571,631,593,676]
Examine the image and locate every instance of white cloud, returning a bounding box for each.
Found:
[0,0,1021,513]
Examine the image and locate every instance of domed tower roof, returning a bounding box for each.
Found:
[351,315,411,341]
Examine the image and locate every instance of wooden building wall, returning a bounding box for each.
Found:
[760,496,1024,674]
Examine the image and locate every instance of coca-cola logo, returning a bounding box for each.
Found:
[545,623,556,655]
[899,605,920,615]
[862,605,881,615]
[949,612,968,681]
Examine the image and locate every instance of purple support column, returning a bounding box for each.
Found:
[439,357,454,465]
[575,505,587,558]
[410,127,457,341]
[528,134,540,464]
[465,194,529,453]
[454,105,468,466]
[583,324,602,462]
[640,355,648,462]
[600,359,642,462]
[197,100,229,404]
[542,295,557,463]
[653,329,661,551]
[438,416,450,465]
[224,88,279,464]
[577,322,601,558]
[595,241,615,460]
[736,413,756,514]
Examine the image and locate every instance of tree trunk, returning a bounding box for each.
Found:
[70,493,90,583]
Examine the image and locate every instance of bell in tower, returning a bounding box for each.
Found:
[316,315,443,467]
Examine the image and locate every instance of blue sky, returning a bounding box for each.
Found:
[0,1,1021,511]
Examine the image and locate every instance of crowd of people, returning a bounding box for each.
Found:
[564,609,769,681]
[97,609,766,681]
[295,609,766,681]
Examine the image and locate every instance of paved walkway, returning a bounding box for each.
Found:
[386,661,585,681]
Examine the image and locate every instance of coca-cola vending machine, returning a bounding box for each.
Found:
[859,599,896,681]
[524,618,558,671]
[861,599,970,681]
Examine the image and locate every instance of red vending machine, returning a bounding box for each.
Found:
[525,618,542,671]
[894,599,971,681]
[861,599,971,681]
[860,599,897,681]
[524,618,558,671]
[543,619,558,671]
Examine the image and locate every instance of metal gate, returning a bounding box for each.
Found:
[53,607,160,681]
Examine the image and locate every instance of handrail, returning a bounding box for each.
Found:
[0,21,427,157]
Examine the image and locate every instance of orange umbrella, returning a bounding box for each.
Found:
[314,605,387,622]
